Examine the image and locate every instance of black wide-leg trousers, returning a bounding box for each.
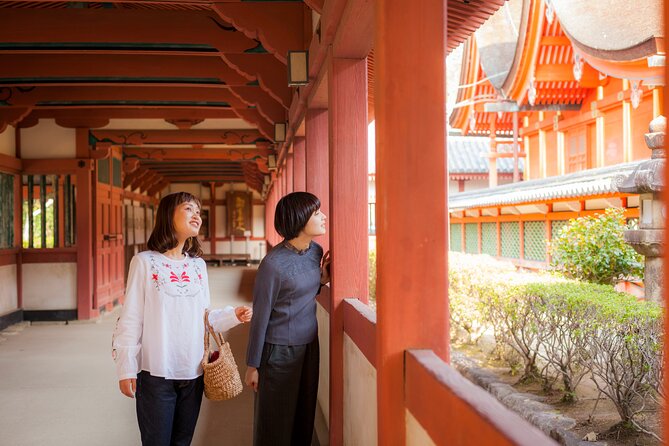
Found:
[254,337,320,446]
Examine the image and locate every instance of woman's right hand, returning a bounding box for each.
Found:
[245,367,259,392]
[119,378,137,398]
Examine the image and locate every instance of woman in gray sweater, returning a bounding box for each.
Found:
[245,192,330,446]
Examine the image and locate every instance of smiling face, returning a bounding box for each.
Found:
[172,200,202,241]
[301,209,327,237]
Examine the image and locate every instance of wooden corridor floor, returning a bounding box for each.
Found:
[0,266,257,446]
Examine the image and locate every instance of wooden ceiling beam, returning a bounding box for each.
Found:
[91,129,267,146]
[222,54,292,108]
[166,175,246,182]
[212,2,306,65]
[2,86,249,108]
[124,147,271,161]
[0,9,258,54]
[26,108,240,121]
[0,54,250,86]
[229,86,287,124]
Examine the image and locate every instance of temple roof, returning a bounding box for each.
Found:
[449,160,641,210]
[448,136,524,174]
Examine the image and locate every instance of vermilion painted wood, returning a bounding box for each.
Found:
[75,130,96,319]
[293,137,306,192]
[662,2,669,438]
[212,2,305,65]
[0,9,256,52]
[232,109,275,141]
[229,86,287,124]
[0,54,250,86]
[305,109,330,253]
[5,85,246,108]
[286,154,294,194]
[376,1,449,444]
[328,54,369,446]
[0,250,18,267]
[222,54,292,108]
[342,299,376,367]
[27,108,240,122]
[21,249,77,264]
[406,351,558,446]
[0,153,22,173]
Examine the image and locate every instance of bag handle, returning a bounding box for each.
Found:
[204,309,226,352]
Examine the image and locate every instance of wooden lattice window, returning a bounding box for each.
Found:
[0,172,14,249]
[450,223,463,252]
[567,129,587,173]
[523,221,546,262]
[22,174,76,249]
[481,222,497,256]
[550,220,569,241]
[465,223,478,254]
[500,222,520,259]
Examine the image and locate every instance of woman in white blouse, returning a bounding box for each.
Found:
[112,192,252,446]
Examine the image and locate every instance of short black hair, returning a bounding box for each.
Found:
[274,192,321,240]
[148,192,203,257]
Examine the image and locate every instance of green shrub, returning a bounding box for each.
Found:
[368,249,376,307]
[549,208,644,285]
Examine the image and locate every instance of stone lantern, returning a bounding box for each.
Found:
[616,116,665,303]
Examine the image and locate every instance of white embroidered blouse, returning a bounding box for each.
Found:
[112,250,240,380]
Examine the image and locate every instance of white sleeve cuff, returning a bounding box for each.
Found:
[208,306,241,333]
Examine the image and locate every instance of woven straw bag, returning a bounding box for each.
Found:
[202,310,243,401]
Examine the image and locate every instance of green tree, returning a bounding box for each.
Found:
[549,208,643,285]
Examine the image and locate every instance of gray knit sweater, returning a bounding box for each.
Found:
[246,241,323,368]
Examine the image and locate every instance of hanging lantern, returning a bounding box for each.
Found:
[527,78,537,106]
[544,0,555,24]
[630,80,642,109]
[572,52,584,82]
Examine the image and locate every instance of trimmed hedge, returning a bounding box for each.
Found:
[449,252,662,433]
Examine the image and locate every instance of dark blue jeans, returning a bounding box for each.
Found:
[135,370,204,446]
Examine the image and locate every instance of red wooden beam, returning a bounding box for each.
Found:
[229,86,287,124]
[222,54,292,108]
[123,147,272,160]
[3,86,249,109]
[165,175,245,182]
[0,54,251,86]
[0,9,257,53]
[212,2,305,65]
[91,129,267,146]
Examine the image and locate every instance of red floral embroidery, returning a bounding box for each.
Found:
[169,271,191,283]
[152,274,158,281]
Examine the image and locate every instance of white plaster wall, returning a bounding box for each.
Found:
[20,119,76,159]
[317,303,330,429]
[253,205,265,238]
[216,205,227,238]
[214,240,264,261]
[22,263,77,310]
[406,410,436,446]
[343,334,377,446]
[0,265,18,315]
[0,126,16,157]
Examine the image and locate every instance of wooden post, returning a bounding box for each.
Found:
[489,118,498,187]
[376,1,449,445]
[76,128,96,319]
[327,53,369,446]
[286,152,294,194]
[293,136,306,192]
[305,108,330,253]
[210,183,216,255]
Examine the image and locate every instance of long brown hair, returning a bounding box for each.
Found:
[147,192,203,258]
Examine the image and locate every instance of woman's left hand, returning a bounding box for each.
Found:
[320,250,331,285]
[235,306,253,323]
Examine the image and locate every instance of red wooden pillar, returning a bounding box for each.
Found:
[209,183,217,255]
[327,53,369,446]
[286,152,294,194]
[293,136,306,192]
[376,1,449,445]
[305,108,330,253]
[75,128,96,319]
